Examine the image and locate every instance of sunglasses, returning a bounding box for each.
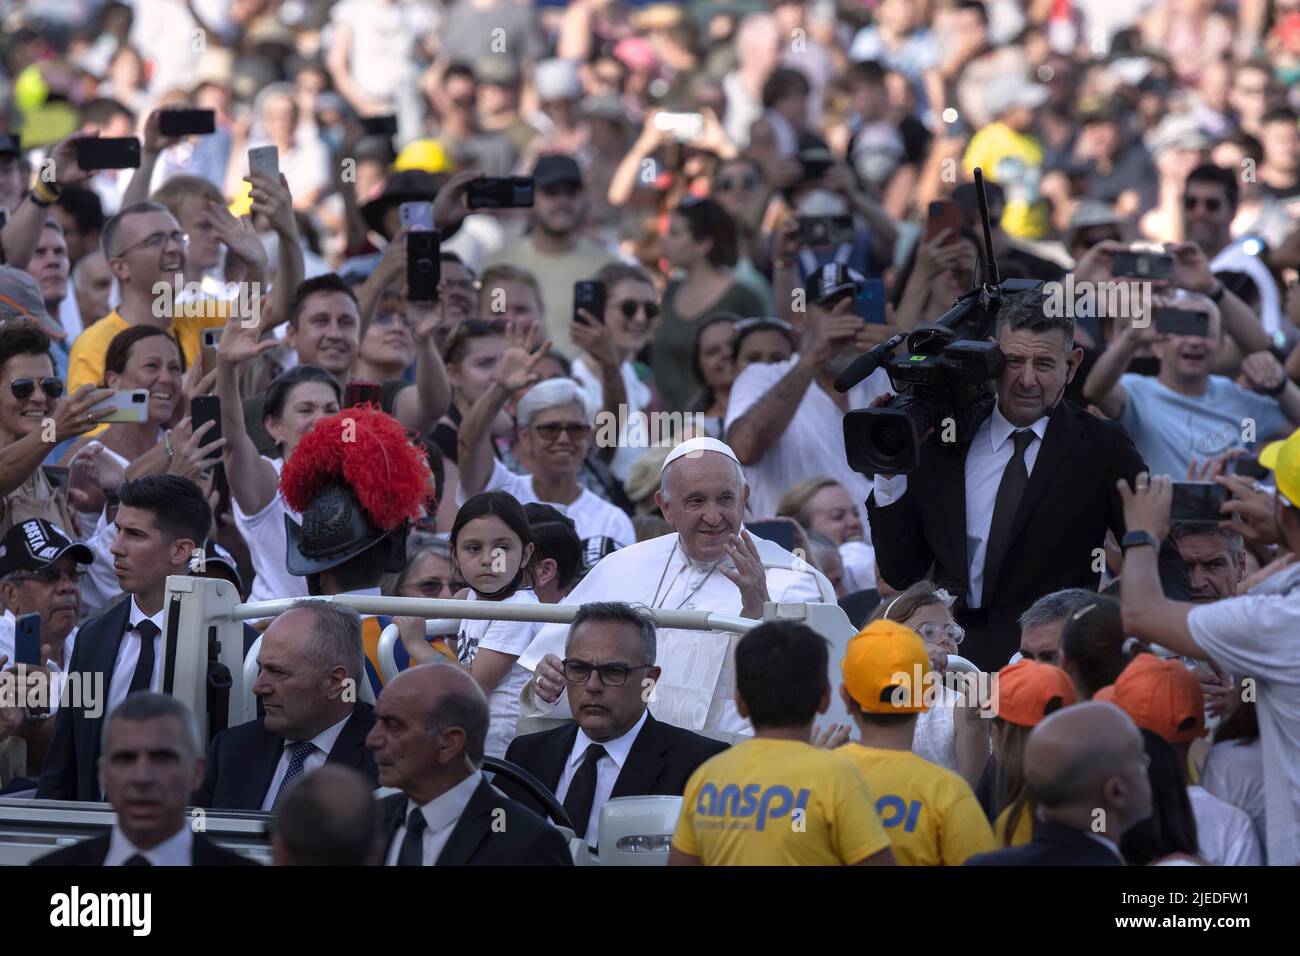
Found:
[532,421,590,442]
[6,377,65,401]
[1183,195,1223,212]
[615,299,659,321]
[717,176,758,192]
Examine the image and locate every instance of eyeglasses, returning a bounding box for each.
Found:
[716,175,759,192]
[8,567,86,585]
[1183,196,1223,213]
[917,622,965,646]
[6,377,65,401]
[532,421,591,443]
[615,299,660,321]
[562,658,654,687]
[113,231,189,257]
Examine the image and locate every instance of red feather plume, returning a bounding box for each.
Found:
[279,406,432,531]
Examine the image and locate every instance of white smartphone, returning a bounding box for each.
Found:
[399,201,434,232]
[654,111,704,143]
[248,145,279,180]
[91,389,150,424]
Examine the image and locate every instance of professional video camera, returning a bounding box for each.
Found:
[835,170,1043,475]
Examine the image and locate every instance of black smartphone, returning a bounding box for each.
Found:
[746,519,797,552]
[1154,307,1210,338]
[467,176,535,209]
[1233,456,1270,480]
[857,277,886,324]
[359,114,399,138]
[1170,481,1231,522]
[1113,251,1174,281]
[926,200,963,244]
[344,381,382,408]
[75,136,142,170]
[798,215,855,248]
[574,280,606,325]
[15,613,41,666]
[190,395,223,465]
[407,230,441,302]
[159,109,216,137]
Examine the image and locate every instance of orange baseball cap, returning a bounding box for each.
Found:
[1093,654,1206,744]
[841,620,931,714]
[991,659,1076,727]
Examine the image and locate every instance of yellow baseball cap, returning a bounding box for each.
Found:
[394,139,453,175]
[841,620,930,714]
[1259,428,1300,506]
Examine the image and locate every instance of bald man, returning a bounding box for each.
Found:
[966,702,1152,865]
[367,663,572,866]
[273,765,382,866]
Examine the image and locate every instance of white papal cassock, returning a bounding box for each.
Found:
[516,529,836,734]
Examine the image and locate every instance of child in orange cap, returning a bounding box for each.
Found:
[988,658,1077,846]
[1097,654,1262,865]
[836,621,998,865]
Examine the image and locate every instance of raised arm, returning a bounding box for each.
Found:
[247,170,303,329]
[122,110,179,208]
[0,385,113,499]
[393,294,452,433]
[1,133,96,269]
[215,304,281,514]
[569,310,626,463]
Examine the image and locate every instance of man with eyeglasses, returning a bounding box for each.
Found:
[493,602,727,847]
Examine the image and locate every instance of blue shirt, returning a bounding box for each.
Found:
[1118,373,1288,477]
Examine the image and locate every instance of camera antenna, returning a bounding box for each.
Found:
[973,168,1001,288]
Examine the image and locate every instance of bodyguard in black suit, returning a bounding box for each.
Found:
[867,293,1147,669]
[38,476,214,801]
[497,601,728,845]
[191,602,378,810]
[32,692,259,867]
[965,821,1124,866]
[369,663,571,866]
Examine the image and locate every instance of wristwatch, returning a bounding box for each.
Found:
[1120,530,1159,552]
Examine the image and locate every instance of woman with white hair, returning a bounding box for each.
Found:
[456,323,635,548]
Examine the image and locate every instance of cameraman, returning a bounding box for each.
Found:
[867,288,1148,669]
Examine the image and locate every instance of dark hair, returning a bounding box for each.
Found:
[441,318,507,367]
[846,60,887,88]
[288,274,359,328]
[450,491,536,598]
[103,691,200,758]
[1213,697,1259,745]
[993,718,1035,843]
[993,288,1075,348]
[264,365,342,423]
[1185,164,1239,211]
[731,318,797,364]
[0,320,54,376]
[1219,130,1264,166]
[1260,106,1299,128]
[689,312,740,409]
[735,620,828,729]
[275,767,382,866]
[103,325,184,385]
[444,61,477,85]
[568,601,657,665]
[1059,596,1131,698]
[117,475,212,546]
[56,185,107,236]
[676,197,739,268]
[761,68,810,109]
[957,0,989,23]
[523,502,582,595]
[80,96,134,128]
[1119,729,1200,866]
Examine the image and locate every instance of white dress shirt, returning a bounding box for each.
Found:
[555,711,648,845]
[104,823,195,866]
[107,597,168,716]
[872,405,1048,608]
[258,710,353,811]
[385,772,483,866]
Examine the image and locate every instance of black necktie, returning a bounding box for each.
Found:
[396,807,427,866]
[562,744,607,836]
[122,854,151,866]
[981,429,1036,605]
[127,620,162,695]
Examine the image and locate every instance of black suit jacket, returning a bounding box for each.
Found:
[36,598,263,802]
[965,821,1124,866]
[191,703,378,810]
[494,713,729,823]
[379,779,573,866]
[867,400,1146,668]
[31,831,261,866]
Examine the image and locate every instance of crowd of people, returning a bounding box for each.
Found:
[1,0,1299,868]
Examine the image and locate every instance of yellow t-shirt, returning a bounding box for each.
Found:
[835,744,998,866]
[994,801,1034,847]
[672,738,892,866]
[962,122,1048,240]
[67,301,229,392]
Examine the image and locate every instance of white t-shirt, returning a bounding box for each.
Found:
[1188,568,1300,865]
[912,683,960,772]
[232,457,308,604]
[572,356,653,484]
[725,356,888,529]
[1188,784,1263,866]
[460,457,635,549]
[457,588,541,759]
[328,0,439,103]
[1200,738,1267,860]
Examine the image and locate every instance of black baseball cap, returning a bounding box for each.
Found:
[808,262,859,306]
[0,519,93,577]
[188,540,244,592]
[533,154,583,191]
[0,134,19,159]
